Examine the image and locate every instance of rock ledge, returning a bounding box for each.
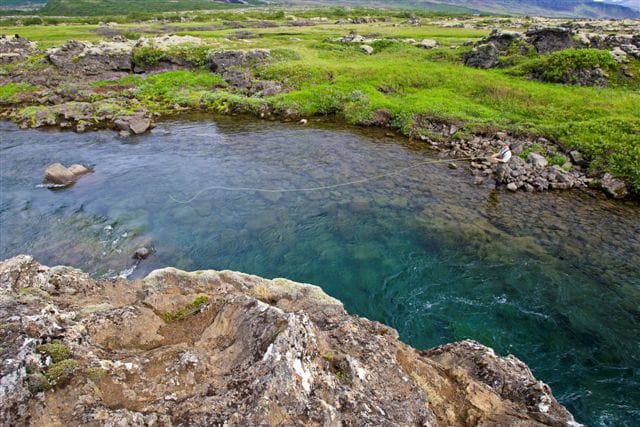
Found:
[0,255,579,426]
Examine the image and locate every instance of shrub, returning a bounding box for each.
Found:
[36,341,70,363]
[539,49,618,83]
[132,46,166,67]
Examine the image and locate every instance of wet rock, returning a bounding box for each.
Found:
[133,247,151,260]
[527,152,548,168]
[113,114,154,135]
[600,173,628,199]
[506,182,518,191]
[128,115,152,135]
[0,256,578,426]
[68,164,90,177]
[464,43,500,69]
[44,163,75,186]
[525,27,574,53]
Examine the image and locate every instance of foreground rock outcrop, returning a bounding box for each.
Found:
[0,255,578,426]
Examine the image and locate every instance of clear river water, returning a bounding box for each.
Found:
[1,117,639,425]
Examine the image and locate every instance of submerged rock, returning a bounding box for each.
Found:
[0,255,579,426]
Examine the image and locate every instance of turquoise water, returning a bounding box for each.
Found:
[1,117,639,425]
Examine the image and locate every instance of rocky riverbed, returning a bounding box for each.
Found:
[0,255,579,426]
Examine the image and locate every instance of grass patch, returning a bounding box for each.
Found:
[36,340,71,363]
[0,82,36,101]
[162,295,210,322]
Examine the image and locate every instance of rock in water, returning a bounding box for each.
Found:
[128,116,152,135]
[0,256,579,426]
[133,247,151,260]
[68,164,90,177]
[44,163,75,185]
[601,173,628,199]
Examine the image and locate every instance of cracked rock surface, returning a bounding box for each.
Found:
[0,255,578,426]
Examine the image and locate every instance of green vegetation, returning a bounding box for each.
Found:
[516,48,620,83]
[37,0,246,16]
[133,71,226,110]
[0,83,36,102]
[45,359,79,382]
[84,367,107,381]
[36,340,71,363]
[162,295,210,322]
[1,14,639,192]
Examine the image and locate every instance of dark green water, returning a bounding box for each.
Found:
[1,117,639,425]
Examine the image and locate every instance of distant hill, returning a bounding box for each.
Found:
[431,0,640,18]
[1,0,638,18]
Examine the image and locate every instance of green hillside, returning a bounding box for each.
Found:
[37,0,249,16]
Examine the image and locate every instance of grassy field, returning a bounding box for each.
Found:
[1,14,639,191]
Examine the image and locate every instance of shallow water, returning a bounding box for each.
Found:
[1,116,639,425]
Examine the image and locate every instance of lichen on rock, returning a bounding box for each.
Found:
[0,255,579,426]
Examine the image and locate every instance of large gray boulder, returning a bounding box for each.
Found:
[464,43,500,68]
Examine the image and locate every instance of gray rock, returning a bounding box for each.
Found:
[569,150,588,166]
[464,43,500,69]
[68,164,90,177]
[207,49,270,73]
[527,152,548,168]
[506,182,518,192]
[416,39,438,49]
[47,40,133,75]
[133,247,151,260]
[44,163,75,186]
[128,116,152,135]
[600,173,628,199]
[0,256,578,426]
[360,45,374,55]
[0,34,38,64]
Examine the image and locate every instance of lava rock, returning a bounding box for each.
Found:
[133,247,151,260]
[464,43,500,69]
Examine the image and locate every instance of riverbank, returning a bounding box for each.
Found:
[1,12,639,197]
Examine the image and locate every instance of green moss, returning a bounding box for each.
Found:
[45,359,79,383]
[0,83,36,102]
[132,46,166,67]
[84,367,107,381]
[36,340,71,363]
[162,295,209,322]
